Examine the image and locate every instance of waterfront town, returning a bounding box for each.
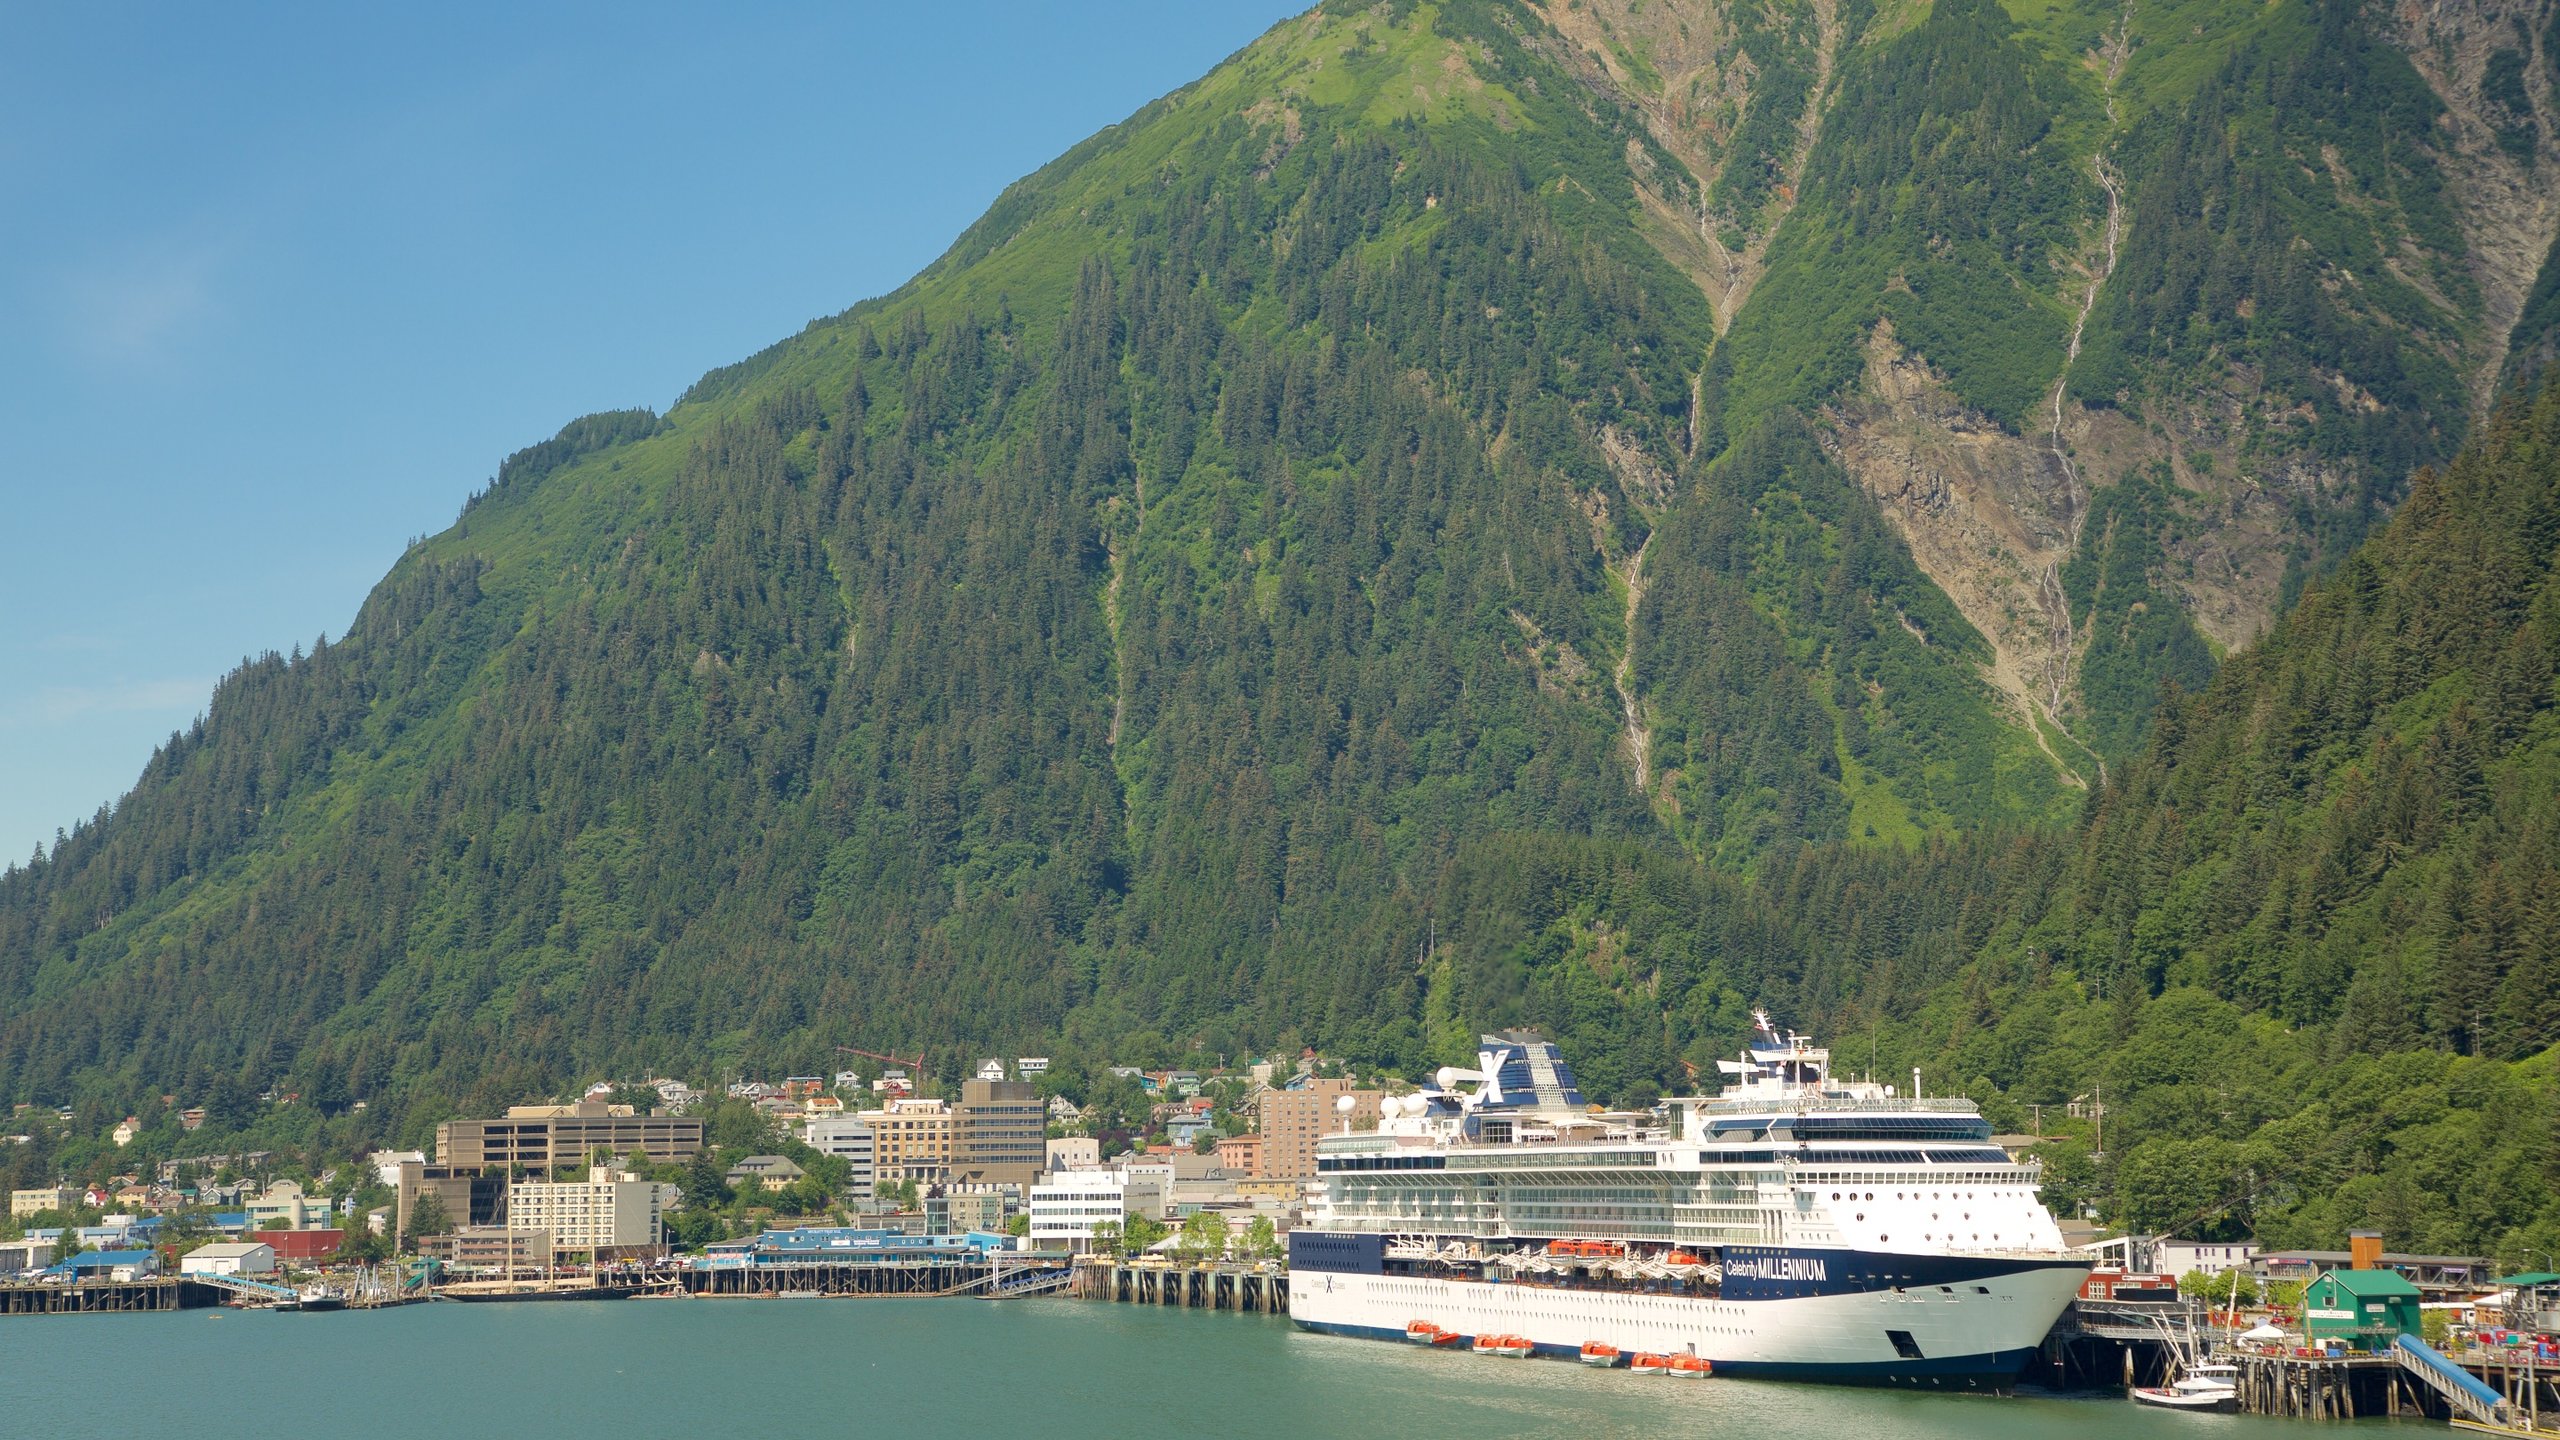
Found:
[6,1045,2558,1428]
[0,1049,1368,1295]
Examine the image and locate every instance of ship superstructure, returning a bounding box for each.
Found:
[1287,1016,2089,1386]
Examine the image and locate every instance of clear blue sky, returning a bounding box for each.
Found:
[0,1,1302,864]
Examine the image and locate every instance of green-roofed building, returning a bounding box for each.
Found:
[2303,1268,2423,1351]
[2501,1272,2560,1332]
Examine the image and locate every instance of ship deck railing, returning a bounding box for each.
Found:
[1688,1095,1985,1114]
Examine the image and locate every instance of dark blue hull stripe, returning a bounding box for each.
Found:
[1291,1320,2038,1387]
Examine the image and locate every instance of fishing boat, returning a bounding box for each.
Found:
[1579,1341,1623,1367]
[2131,1364,2239,1413]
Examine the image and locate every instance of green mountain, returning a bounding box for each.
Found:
[3,0,2558,1253]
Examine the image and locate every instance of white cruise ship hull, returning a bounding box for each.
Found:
[1288,1248,2088,1387]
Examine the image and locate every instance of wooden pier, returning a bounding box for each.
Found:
[2215,1346,2551,1426]
[0,1278,224,1316]
[1071,1259,1289,1315]
[678,1257,1071,1299]
[2230,1352,2423,1421]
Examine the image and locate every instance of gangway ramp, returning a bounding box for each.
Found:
[188,1272,298,1305]
[2395,1333,2513,1428]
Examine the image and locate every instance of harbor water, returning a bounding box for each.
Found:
[0,1297,2417,1438]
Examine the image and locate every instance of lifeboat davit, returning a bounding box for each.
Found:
[1578,1341,1622,1367]
[1474,1333,1534,1358]
[1667,1354,1713,1379]
[1629,1352,1671,1374]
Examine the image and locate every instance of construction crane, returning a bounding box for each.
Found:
[835,1045,927,1083]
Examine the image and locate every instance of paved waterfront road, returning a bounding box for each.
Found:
[0,1298,2394,1438]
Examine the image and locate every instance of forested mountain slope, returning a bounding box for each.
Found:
[2,0,2556,1242]
[1416,381,2560,1260]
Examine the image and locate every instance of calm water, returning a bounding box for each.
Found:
[0,1297,2412,1438]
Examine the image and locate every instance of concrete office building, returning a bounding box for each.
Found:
[954,1079,1045,1190]
[1045,1136,1101,1172]
[1258,1078,1381,1180]
[506,1166,677,1258]
[1029,1169,1167,1252]
[804,1114,877,1195]
[434,1097,704,1175]
[395,1161,507,1244]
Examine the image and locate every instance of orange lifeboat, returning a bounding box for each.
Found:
[1406,1320,1449,1345]
[1666,1250,1703,1266]
[1667,1354,1713,1379]
[1629,1352,1671,1374]
[1474,1333,1535,1358]
[1578,1341,1623,1367]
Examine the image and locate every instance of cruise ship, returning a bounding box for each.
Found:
[1287,1015,2089,1386]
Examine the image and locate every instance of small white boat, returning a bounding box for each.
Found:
[2132,1363,2239,1413]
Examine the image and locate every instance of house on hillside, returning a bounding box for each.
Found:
[725,1156,806,1193]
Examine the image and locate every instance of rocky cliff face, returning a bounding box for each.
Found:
[1530,0,2560,769]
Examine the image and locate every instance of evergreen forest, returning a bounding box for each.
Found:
[4,0,2559,1261]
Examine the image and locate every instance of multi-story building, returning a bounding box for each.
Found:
[505,1166,676,1258]
[954,1079,1044,1190]
[1028,1169,1167,1252]
[804,1115,876,1195]
[419,1227,555,1273]
[1257,1078,1381,1180]
[926,1185,1013,1236]
[1045,1136,1101,1172]
[862,1099,953,1184]
[395,1160,507,1244]
[9,1186,78,1219]
[1213,1132,1264,1178]
[434,1098,703,1175]
[244,1180,319,1230]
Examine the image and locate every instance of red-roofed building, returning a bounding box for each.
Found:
[257,1228,344,1264]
